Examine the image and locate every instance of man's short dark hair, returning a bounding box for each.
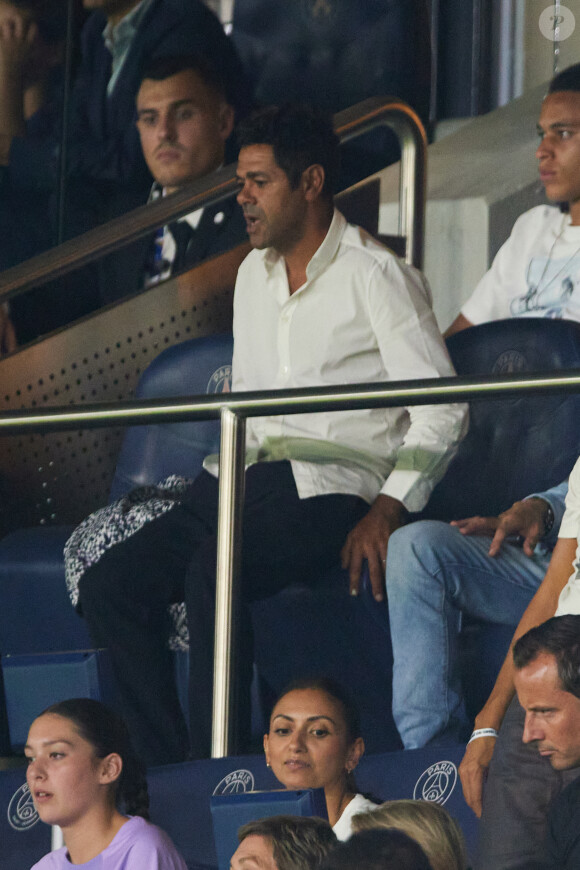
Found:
[549,63,580,94]
[513,615,580,698]
[237,104,340,197]
[320,828,433,870]
[237,815,337,870]
[140,54,230,104]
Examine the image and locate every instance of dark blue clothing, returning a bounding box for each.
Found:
[99,195,248,304]
[547,775,580,870]
[67,0,249,207]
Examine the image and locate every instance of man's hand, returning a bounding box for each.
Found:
[459,734,497,817]
[340,494,406,601]
[451,497,549,558]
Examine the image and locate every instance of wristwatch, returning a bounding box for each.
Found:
[529,497,555,539]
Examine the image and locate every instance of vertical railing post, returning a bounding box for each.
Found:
[211,406,246,757]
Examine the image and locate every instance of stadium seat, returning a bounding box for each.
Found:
[0,334,235,750]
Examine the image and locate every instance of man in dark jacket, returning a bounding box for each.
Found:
[65,0,249,236]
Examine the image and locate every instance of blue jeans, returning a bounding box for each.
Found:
[386,520,550,748]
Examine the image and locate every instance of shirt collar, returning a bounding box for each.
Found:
[262,208,346,278]
[103,0,152,53]
[147,182,204,230]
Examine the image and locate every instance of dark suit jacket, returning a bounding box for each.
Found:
[65,0,250,233]
[98,195,247,305]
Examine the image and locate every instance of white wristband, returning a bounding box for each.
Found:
[468,728,498,744]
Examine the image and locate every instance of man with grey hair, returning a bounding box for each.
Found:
[230,815,337,870]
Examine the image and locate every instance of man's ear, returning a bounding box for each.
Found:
[219,103,235,141]
[98,753,123,786]
[301,164,325,202]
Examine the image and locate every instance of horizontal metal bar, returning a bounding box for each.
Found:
[1,370,580,434]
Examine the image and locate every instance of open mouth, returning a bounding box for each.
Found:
[245,215,260,231]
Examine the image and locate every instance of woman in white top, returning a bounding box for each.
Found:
[263,678,378,840]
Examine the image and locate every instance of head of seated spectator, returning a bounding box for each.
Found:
[351,799,468,870]
[136,53,235,195]
[99,52,246,297]
[320,828,434,870]
[230,815,337,870]
[24,697,187,868]
[514,614,580,770]
[263,678,378,838]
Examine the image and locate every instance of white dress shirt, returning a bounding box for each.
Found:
[207,209,467,512]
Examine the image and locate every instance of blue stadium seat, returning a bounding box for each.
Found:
[0,334,234,750]
[147,744,476,868]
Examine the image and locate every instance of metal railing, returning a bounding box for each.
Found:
[0,95,426,306]
[2,368,580,755]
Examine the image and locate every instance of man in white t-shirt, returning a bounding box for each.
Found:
[446,63,580,336]
[387,60,580,870]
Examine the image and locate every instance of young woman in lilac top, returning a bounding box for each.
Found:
[25,698,187,869]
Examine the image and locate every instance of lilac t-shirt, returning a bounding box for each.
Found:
[30,816,187,870]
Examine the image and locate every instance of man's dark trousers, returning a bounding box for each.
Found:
[79,460,367,765]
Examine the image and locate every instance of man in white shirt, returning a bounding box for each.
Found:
[77,103,466,766]
[445,65,580,870]
[386,59,580,786]
[446,62,580,336]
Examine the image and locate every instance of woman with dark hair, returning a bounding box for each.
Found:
[25,698,187,869]
[263,678,379,840]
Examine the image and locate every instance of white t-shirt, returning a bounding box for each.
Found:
[461,206,580,325]
[332,793,379,841]
[556,456,580,616]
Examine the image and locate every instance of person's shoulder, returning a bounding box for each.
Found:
[510,204,563,235]
[351,793,380,812]
[155,0,225,28]
[114,817,186,863]
[80,9,107,45]
[550,775,580,821]
[30,848,66,869]
[340,220,400,266]
[237,247,268,277]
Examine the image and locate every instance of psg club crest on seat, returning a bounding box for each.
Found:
[7,783,39,831]
[413,761,457,806]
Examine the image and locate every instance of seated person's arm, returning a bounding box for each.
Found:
[341,258,468,601]
[459,535,576,816]
[452,478,569,558]
[444,312,473,338]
